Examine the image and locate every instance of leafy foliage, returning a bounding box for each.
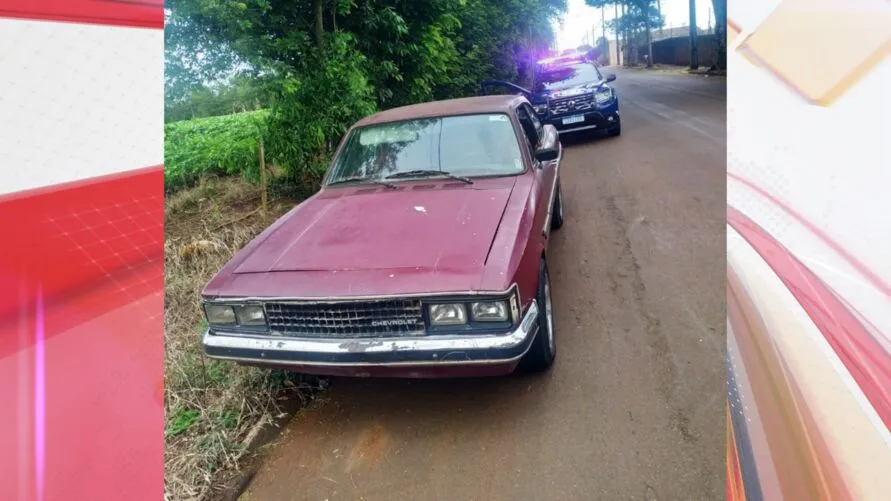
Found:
[265,33,378,187]
[165,74,272,123]
[164,0,567,191]
[164,110,269,191]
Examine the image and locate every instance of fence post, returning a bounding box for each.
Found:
[258,137,267,214]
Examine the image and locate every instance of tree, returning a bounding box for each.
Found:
[585,0,621,63]
[165,0,567,185]
[628,1,662,67]
[710,0,726,71]
[588,1,662,66]
[640,0,653,66]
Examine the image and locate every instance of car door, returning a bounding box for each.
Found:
[517,102,558,238]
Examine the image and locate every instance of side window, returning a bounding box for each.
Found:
[516,105,539,153]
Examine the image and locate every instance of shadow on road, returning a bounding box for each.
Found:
[557,128,618,148]
[318,366,558,421]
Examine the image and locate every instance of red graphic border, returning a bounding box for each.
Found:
[0,0,164,29]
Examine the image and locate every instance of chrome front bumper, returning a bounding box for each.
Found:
[202,301,540,368]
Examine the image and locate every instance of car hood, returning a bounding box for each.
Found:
[232,179,517,274]
[531,82,607,104]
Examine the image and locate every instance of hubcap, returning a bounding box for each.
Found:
[543,271,555,354]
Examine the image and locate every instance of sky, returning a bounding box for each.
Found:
[554,0,717,50]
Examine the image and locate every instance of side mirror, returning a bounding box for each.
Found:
[535,146,559,163]
[605,73,617,82]
[534,125,560,164]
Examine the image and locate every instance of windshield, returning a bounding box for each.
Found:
[326,114,524,185]
[535,63,602,92]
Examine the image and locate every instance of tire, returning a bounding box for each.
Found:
[520,259,556,373]
[550,182,564,230]
[608,119,621,137]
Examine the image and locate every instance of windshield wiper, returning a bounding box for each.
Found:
[385,170,473,184]
[327,177,398,189]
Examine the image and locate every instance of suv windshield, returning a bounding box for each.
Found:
[535,63,602,92]
[326,114,524,185]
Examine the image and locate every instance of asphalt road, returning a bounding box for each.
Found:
[240,67,727,501]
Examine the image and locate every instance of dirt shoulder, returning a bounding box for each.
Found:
[164,178,324,501]
[605,62,726,77]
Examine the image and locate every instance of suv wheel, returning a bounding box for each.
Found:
[551,182,564,230]
[520,259,556,372]
[608,118,622,137]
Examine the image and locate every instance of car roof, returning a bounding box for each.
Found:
[353,95,528,128]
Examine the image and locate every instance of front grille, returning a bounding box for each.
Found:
[548,93,595,115]
[265,299,424,338]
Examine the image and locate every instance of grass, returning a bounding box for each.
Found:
[164,176,323,501]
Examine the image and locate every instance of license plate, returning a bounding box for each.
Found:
[562,115,585,125]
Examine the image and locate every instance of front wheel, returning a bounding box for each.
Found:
[519,259,556,373]
[608,118,621,137]
[550,182,564,230]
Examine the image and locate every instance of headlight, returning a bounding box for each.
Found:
[533,104,548,114]
[594,89,613,105]
[234,305,266,326]
[471,300,509,322]
[429,304,467,325]
[205,304,236,325]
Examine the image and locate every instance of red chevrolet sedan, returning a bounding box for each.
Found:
[200,95,565,378]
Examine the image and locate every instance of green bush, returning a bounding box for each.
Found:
[164,110,269,191]
[265,34,377,190]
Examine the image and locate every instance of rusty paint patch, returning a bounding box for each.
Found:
[345,423,392,472]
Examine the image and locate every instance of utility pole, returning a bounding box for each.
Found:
[622,1,628,66]
[601,7,606,61]
[689,0,699,69]
[615,2,621,66]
